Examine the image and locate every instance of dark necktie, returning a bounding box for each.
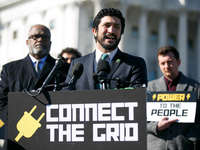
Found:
[35,60,41,76]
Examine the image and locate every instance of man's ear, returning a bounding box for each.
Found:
[178,59,181,66]
[26,40,28,46]
[92,28,97,37]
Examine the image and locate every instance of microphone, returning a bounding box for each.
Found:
[97,60,110,89]
[37,56,65,94]
[68,62,84,90]
[92,72,99,84]
[97,60,110,74]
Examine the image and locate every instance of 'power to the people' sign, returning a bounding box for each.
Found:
[146,91,197,123]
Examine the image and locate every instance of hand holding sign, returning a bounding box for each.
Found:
[157,117,179,131]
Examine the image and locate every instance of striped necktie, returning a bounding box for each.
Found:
[100,53,109,61]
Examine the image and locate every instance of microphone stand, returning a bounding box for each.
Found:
[93,73,144,89]
[97,71,109,90]
[100,79,108,90]
[24,57,65,97]
[116,78,121,89]
[53,73,60,91]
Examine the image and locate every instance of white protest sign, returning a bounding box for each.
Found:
[147,91,197,123]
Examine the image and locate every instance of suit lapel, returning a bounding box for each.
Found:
[87,52,95,89]
[157,76,168,91]
[21,55,37,79]
[176,73,188,91]
[108,49,123,78]
[19,55,37,90]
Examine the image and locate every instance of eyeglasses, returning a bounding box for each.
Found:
[64,57,76,62]
[28,34,50,40]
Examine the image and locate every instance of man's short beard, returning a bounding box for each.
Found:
[30,48,47,56]
[97,35,121,51]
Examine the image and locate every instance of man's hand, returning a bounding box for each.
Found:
[157,117,178,131]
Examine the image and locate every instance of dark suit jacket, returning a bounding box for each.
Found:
[147,72,200,150]
[62,49,147,90]
[0,54,69,107]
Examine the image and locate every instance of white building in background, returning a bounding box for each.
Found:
[0,0,200,81]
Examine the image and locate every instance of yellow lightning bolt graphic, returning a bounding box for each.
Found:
[186,94,190,100]
[152,94,157,101]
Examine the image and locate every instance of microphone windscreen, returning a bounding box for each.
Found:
[92,72,99,83]
[55,56,65,67]
[97,60,110,74]
[72,63,84,78]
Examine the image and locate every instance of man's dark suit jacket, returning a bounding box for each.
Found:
[0,54,69,107]
[62,49,147,90]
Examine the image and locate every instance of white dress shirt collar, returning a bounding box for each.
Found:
[95,48,118,64]
[29,54,47,70]
[94,48,118,72]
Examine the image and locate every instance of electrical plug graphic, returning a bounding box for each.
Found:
[15,105,45,142]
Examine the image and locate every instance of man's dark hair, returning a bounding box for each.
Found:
[58,47,82,58]
[93,7,125,39]
[157,46,180,61]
